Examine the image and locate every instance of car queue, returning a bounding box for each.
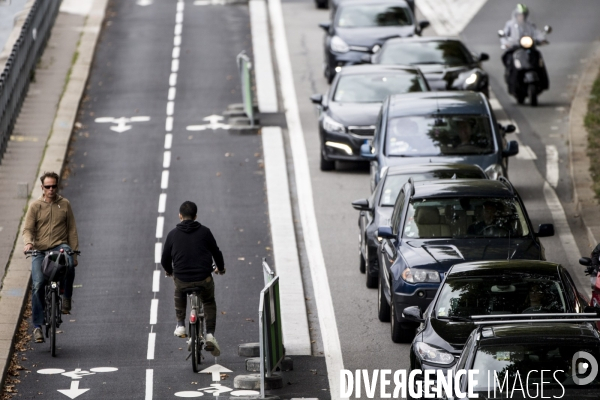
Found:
[310,0,600,396]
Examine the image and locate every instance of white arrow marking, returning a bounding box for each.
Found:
[199,364,232,382]
[57,381,90,399]
[137,0,152,5]
[95,116,150,133]
[203,114,224,124]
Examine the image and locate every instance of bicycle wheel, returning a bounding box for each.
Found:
[190,323,201,372]
[50,291,57,357]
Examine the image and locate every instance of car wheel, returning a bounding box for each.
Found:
[390,299,415,343]
[320,148,335,171]
[365,246,377,289]
[378,276,391,322]
[359,250,366,274]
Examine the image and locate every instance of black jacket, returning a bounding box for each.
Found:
[161,220,225,282]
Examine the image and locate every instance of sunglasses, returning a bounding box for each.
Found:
[43,185,58,189]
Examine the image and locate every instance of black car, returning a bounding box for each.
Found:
[351,163,487,288]
[404,260,590,374]
[376,178,555,343]
[447,320,600,398]
[319,0,429,83]
[368,37,490,96]
[360,91,518,190]
[310,65,428,171]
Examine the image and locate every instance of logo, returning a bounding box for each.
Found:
[572,351,598,386]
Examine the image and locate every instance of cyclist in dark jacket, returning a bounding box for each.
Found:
[161,201,225,356]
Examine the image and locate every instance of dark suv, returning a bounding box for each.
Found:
[376,178,554,343]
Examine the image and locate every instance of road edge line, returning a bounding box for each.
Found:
[0,0,109,387]
[262,127,311,355]
[249,0,278,113]
[267,0,344,395]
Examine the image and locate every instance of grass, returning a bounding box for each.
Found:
[585,71,600,198]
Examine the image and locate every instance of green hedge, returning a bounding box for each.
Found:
[586,72,600,198]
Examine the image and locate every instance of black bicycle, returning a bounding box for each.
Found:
[25,248,80,356]
[184,286,208,372]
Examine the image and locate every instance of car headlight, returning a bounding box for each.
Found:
[485,164,503,180]
[322,115,345,133]
[415,342,455,365]
[331,36,350,53]
[401,268,440,283]
[520,36,534,49]
[465,72,478,86]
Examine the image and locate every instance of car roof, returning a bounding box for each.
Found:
[383,37,464,46]
[338,64,421,76]
[412,179,514,199]
[448,260,561,278]
[480,323,599,342]
[386,163,486,177]
[387,91,488,118]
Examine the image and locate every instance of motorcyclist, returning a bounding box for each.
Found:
[500,4,547,69]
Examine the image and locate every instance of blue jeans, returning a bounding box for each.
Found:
[31,244,75,327]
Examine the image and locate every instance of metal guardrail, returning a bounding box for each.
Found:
[0,0,61,162]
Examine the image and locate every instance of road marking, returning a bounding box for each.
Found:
[174,392,203,397]
[177,1,184,11]
[516,144,537,160]
[175,23,182,35]
[200,364,232,382]
[158,193,167,213]
[38,368,66,374]
[173,46,180,59]
[268,0,344,394]
[546,145,559,188]
[147,333,156,359]
[152,270,161,292]
[168,87,176,101]
[249,0,278,113]
[172,59,179,72]
[176,11,183,23]
[488,98,502,111]
[261,127,310,354]
[166,101,174,116]
[170,73,178,86]
[498,118,520,134]
[137,0,153,5]
[174,35,181,46]
[186,114,231,131]
[146,369,153,400]
[161,170,169,189]
[154,243,162,263]
[163,151,171,168]
[150,299,159,324]
[94,116,150,133]
[89,367,118,373]
[156,216,164,238]
[57,380,89,399]
[166,116,173,132]
[164,134,173,149]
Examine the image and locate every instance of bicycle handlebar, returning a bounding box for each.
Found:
[24,250,81,257]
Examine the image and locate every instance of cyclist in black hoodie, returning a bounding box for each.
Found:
[161,201,225,356]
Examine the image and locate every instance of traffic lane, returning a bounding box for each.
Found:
[282,0,414,374]
[462,0,600,206]
[13,0,185,398]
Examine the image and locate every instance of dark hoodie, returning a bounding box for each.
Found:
[161,220,225,282]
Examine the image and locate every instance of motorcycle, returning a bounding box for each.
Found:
[498,26,551,106]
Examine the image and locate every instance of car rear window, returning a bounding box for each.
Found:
[336,5,412,28]
[379,41,473,66]
[385,115,494,156]
[334,73,427,103]
[403,197,530,239]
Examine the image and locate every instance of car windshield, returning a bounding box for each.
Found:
[385,115,494,156]
[435,276,567,318]
[380,172,485,206]
[333,73,427,103]
[379,41,473,66]
[471,342,600,391]
[336,5,412,28]
[403,197,530,239]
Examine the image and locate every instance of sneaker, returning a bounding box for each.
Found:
[33,327,44,343]
[174,325,187,338]
[205,333,221,357]
[61,298,71,314]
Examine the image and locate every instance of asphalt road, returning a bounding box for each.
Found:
[13,0,326,399]
[281,0,600,382]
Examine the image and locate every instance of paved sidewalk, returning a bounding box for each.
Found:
[0,0,106,388]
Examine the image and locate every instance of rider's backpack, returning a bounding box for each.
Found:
[42,251,68,281]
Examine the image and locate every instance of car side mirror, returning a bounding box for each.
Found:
[351,198,370,211]
[418,20,430,32]
[536,223,554,238]
[478,52,489,62]
[503,140,519,157]
[497,29,505,38]
[360,54,372,64]
[310,94,323,105]
[319,22,331,32]
[360,143,376,160]
[504,124,516,134]
[544,25,552,34]
[402,306,424,323]
[377,226,394,239]
[580,257,592,266]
